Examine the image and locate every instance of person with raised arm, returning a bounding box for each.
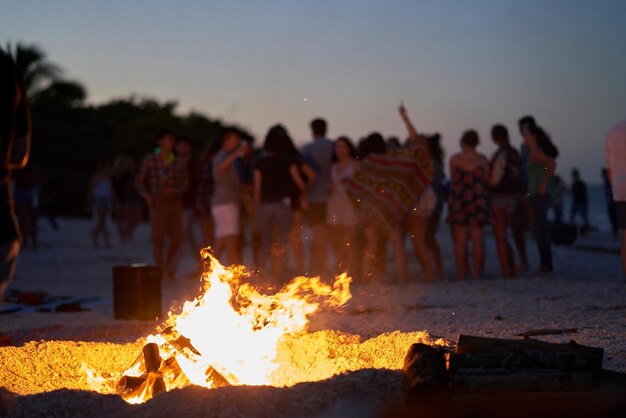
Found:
[210,127,249,266]
[399,103,440,282]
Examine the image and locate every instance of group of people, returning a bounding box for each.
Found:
[115,104,568,284]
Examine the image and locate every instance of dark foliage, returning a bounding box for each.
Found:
[30,96,238,216]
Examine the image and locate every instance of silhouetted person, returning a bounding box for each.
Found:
[13,162,41,249]
[424,134,445,279]
[447,130,490,279]
[605,119,626,276]
[551,175,567,223]
[327,136,359,278]
[196,137,222,249]
[523,125,558,275]
[254,126,307,280]
[0,48,31,304]
[38,175,59,231]
[211,127,248,266]
[511,115,536,271]
[88,162,113,247]
[234,134,260,268]
[282,128,316,274]
[136,128,188,279]
[400,105,440,282]
[570,168,590,229]
[602,168,618,238]
[175,135,200,256]
[111,156,142,243]
[301,118,334,276]
[488,124,523,278]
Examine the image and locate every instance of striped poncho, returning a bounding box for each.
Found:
[344,146,433,230]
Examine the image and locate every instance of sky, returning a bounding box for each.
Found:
[4,0,626,182]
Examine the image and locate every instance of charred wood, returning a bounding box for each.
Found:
[142,343,162,373]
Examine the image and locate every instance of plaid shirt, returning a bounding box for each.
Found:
[135,153,188,198]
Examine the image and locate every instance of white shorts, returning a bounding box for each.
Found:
[212,203,240,238]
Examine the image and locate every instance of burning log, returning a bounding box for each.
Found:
[160,326,231,387]
[206,365,231,388]
[449,335,604,372]
[142,343,162,373]
[117,376,146,394]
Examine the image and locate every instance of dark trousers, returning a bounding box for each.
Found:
[530,195,553,271]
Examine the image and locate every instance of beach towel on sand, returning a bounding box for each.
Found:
[344,146,433,230]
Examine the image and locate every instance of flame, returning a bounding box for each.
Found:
[85,250,352,403]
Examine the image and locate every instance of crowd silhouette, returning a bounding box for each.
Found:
[72,104,587,284]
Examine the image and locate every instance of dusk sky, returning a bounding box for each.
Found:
[5,0,626,182]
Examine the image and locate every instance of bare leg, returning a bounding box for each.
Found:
[290,210,305,273]
[389,226,408,283]
[362,227,378,281]
[452,225,468,279]
[329,225,343,273]
[225,234,240,266]
[425,226,443,277]
[406,214,433,281]
[492,207,511,277]
[310,224,328,277]
[512,198,529,270]
[470,223,484,279]
[153,240,164,268]
[165,236,181,273]
[200,213,214,249]
[213,237,225,261]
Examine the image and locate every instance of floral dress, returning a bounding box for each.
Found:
[447,166,490,226]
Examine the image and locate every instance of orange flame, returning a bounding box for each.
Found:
[84,250,352,403]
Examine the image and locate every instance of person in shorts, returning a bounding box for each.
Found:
[211,127,249,266]
[606,119,626,276]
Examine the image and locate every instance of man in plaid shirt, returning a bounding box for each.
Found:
[136,129,188,278]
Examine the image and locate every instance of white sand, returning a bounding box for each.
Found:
[0,218,624,417]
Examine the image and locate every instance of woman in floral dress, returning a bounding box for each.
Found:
[447,130,490,279]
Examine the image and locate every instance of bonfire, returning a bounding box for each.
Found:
[83,249,352,403]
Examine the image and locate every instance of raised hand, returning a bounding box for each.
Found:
[398,101,408,118]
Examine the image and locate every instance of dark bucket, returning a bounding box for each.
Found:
[113,265,162,320]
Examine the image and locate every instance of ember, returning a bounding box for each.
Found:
[84,250,352,403]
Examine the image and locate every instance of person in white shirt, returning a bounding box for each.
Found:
[605,119,626,276]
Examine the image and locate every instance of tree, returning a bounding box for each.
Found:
[5,42,61,97]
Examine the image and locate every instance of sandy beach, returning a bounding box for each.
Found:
[0,218,624,417]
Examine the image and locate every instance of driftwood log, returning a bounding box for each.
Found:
[449,335,604,372]
[403,343,449,407]
[403,334,611,408]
